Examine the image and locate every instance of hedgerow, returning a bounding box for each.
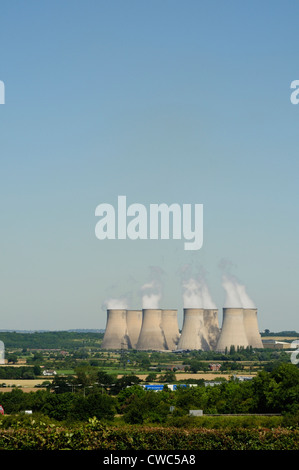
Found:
[0,418,298,450]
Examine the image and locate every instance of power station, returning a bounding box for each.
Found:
[136,309,166,351]
[242,308,264,349]
[215,308,249,352]
[216,307,263,352]
[162,309,180,350]
[101,305,263,351]
[177,308,209,351]
[101,309,130,350]
[126,310,142,349]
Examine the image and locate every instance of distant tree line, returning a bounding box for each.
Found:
[262,330,299,337]
[0,329,297,352]
[0,331,104,349]
[0,366,41,380]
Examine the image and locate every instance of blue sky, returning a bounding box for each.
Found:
[0,0,298,331]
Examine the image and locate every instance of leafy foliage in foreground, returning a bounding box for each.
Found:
[0,417,298,450]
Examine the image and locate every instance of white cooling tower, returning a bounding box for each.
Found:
[177,308,209,351]
[101,309,130,350]
[216,308,249,352]
[136,309,167,351]
[0,341,4,365]
[243,308,263,348]
[161,309,180,350]
[126,309,142,349]
[203,309,220,350]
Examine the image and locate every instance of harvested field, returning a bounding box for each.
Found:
[0,379,47,392]
[0,372,258,393]
[121,372,257,381]
[175,372,256,380]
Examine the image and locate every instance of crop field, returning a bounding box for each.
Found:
[0,371,257,393]
[0,379,48,392]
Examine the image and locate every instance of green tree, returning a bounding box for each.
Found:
[159,371,176,383]
[145,372,157,382]
[37,392,73,420]
[50,376,73,394]
[250,370,272,413]
[266,363,299,413]
[123,395,145,424]
[249,363,299,413]
[33,365,41,376]
[97,370,116,391]
[113,375,141,394]
[6,354,18,364]
[0,388,30,413]
[74,366,98,393]
[189,360,209,373]
[69,392,116,421]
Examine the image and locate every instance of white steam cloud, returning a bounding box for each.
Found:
[102,297,129,310]
[182,277,216,309]
[140,266,164,309]
[141,280,162,309]
[222,274,255,308]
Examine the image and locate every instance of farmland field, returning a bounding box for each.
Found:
[0,379,48,392]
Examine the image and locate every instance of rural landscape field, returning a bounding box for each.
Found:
[0,329,298,451]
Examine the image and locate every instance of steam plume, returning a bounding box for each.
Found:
[141,280,162,309]
[182,277,216,309]
[140,266,164,309]
[102,297,129,310]
[222,274,255,308]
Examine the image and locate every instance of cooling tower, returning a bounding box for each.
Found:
[0,341,4,365]
[177,308,210,351]
[136,309,167,351]
[126,309,142,349]
[216,308,249,352]
[243,308,263,348]
[161,309,180,350]
[203,309,220,350]
[101,309,130,350]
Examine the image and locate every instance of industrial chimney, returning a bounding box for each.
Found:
[126,309,142,349]
[161,309,180,350]
[216,308,249,352]
[101,309,130,350]
[177,308,209,351]
[203,309,220,350]
[136,309,167,351]
[243,308,263,348]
